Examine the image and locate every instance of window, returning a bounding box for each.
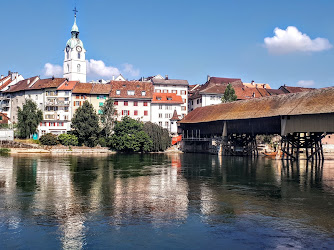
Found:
[134,110,138,116]
[77,64,81,73]
[116,90,121,95]
[165,113,171,118]
[183,99,186,103]
[122,110,129,116]
[127,90,135,95]
[157,97,162,100]
[124,101,128,106]
[76,95,79,99]
[99,102,104,107]
[172,90,177,94]
[158,113,162,118]
[181,106,186,111]
[197,99,199,104]
[159,121,162,126]
[165,121,169,127]
[64,115,69,120]
[159,105,162,110]
[114,101,118,105]
[163,89,168,93]
[167,97,172,100]
[181,90,186,95]
[134,101,138,106]
[156,89,161,93]
[144,111,148,116]
[165,105,172,110]
[142,91,146,96]
[143,102,148,106]
[78,52,80,59]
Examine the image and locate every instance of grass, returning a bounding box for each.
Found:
[0,148,10,154]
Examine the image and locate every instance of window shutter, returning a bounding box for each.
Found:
[122,110,124,115]
[73,101,75,106]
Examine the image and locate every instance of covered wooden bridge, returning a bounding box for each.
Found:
[179,87,334,160]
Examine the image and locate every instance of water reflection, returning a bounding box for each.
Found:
[0,154,333,249]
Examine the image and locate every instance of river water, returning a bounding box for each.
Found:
[0,153,333,249]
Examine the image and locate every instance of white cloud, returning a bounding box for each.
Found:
[122,63,140,77]
[86,59,120,79]
[44,63,63,77]
[297,80,315,87]
[264,26,332,54]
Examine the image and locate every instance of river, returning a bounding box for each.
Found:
[0,153,333,249]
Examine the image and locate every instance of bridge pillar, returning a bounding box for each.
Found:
[221,134,258,157]
[281,132,324,161]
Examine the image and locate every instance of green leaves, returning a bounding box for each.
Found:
[71,101,100,147]
[17,100,43,138]
[100,98,116,138]
[221,83,237,103]
[109,116,152,152]
[143,122,171,152]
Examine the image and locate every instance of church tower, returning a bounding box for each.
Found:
[63,8,87,82]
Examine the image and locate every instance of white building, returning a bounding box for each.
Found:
[63,13,87,83]
[151,76,188,118]
[110,81,153,122]
[151,93,183,132]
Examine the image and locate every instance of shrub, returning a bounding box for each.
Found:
[58,133,78,146]
[39,133,58,146]
[98,137,107,147]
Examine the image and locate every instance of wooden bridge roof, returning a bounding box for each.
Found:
[180,87,334,124]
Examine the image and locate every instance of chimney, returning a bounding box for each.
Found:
[0,75,3,79]
[52,75,55,80]
[11,72,18,80]
[263,84,266,89]
[8,70,11,76]
[165,75,168,80]
[27,79,30,85]
[207,75,211,82]
[112,75,115,80]
[251,80,255,86]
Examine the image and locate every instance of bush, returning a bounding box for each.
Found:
[39,133,58,146]
[58,133,78,146]
[97,137,107,147]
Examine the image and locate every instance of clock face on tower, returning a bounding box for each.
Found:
[76,46,82,52]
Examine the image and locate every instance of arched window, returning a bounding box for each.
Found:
[78,52,80,59]
[77,64,81,73]
[67,64,69,73]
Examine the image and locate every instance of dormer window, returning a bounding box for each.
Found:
[157,96,162,100]
[116,90,121,95]
[127,90,135,96]
[167,97,172,100]
[141,91,146,96]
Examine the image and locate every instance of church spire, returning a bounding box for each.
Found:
[71,7,79,37]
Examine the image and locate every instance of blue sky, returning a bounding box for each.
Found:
[1,0,334,88]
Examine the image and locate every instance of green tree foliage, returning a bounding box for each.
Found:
[71,101,100,147]
[143,122,171,152]
[109,116,152,152]
[39,133,58,145]
[17,100,43,138]
[221,83,238,103]
[100,98,117,137]
[58,133,78,146]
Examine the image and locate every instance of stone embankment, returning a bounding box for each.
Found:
[0,140,114,154]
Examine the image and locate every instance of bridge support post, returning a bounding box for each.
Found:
[221,134,258,157]
[281,132,324,161]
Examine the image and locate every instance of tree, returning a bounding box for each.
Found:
[39,133,58,145]
[108,116,152,152]
[100,98,117,138]
[58,133,78,146]
[143,122,171,151]
[17,99,43,138]
[221,83,237,103]
[71,101,100,147]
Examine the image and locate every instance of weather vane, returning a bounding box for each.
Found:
[73,7,78,17]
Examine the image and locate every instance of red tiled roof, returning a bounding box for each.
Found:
[208,77,242,84]
[72,83,93,94]
[90,84,112,94]
[5,76,39,93]
[266,89,286,96]
[171,109,181,120]
[280,85,315,94]
[152,78,189,86]
[0,112,9,120]
[29,78,66,90]
[57,81,78,90]
[0,77,13,91]
[109,81,153,99]
[152,93,184,104]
